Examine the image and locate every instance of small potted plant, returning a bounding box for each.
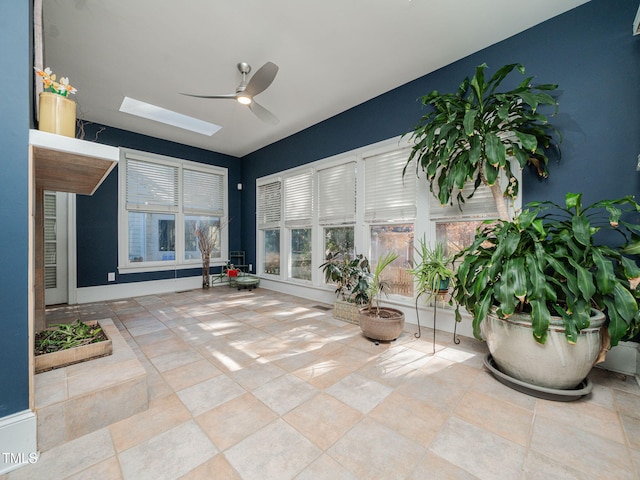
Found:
[409,238,455,302]
[320,251,370,324]
[358,252,405,342]
[452,192,640,391]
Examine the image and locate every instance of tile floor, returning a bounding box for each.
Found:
[4,287,640,479]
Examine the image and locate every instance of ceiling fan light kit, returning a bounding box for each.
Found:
[182,61,279,124]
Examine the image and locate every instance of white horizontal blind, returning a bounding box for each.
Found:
[183,168,225,216]
[429,181,499,220]
[318,162,356,225]
[364,147,415,222]
[126,157,179,210]
[257,180,282,229]
[284,171,313,227]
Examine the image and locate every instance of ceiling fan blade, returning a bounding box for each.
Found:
[249,100,279,125]
[180,93,237,100]
[244,62,278,97]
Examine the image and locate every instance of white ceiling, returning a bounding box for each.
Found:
[41,0,589,158]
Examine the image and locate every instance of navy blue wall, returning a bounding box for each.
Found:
[241,0,640,268]
[76,124,241,287]
[0,1,31,416]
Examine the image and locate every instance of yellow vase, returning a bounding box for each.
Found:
[38,91,76,138]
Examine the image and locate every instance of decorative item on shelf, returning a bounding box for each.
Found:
[34,67,77,138]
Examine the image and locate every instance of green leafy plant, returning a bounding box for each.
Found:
[452,192,640,347]
[320,251,370,305]
[35,320,107,355]
[363,252,399,316]
[409,238,455,301]
[404,63,560,221]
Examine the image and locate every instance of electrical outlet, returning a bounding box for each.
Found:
[249,264,253,272]
[108,272,116,282]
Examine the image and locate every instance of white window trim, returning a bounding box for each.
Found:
[118,148,229,274]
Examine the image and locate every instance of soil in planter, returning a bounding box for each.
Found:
[35,319,108,355]
[361,308,403,319]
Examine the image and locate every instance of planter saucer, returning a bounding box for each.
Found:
[483,354,592,402]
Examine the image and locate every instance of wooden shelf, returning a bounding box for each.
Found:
[29,129,119,195]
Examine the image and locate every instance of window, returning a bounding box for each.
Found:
[257,180,282,275]
[364,147,416,296]
[429,181,499,257]
[119,150,228,271]
[254,135,519,305]
[285,172,313,281]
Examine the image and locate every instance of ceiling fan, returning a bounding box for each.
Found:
[182,61,279,125]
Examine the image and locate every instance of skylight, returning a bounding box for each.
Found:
[119,97,221,136]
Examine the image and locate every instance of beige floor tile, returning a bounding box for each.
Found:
[253,373,318,415]
[7,428,115,480]
[408,452,479,480]
[536,397,625,443]
[621,414,640,450]
[284,393,362,450]
[147,347,205,373]
[229,360,286,391]
[327,417,426,479]
[530,414,634,480]
[110,393,191,452]
[369,391,448,447]
[224,418,321,480]
[325,372,392,414]
[470,370,538,411]
[118,420,217,480]
[454,390,533,446]
[430,417,526,480]
[396,374,466,413]
[522,450,598,480]
[614,388,640,420]
[161,358,222,391]
[179,454,241,480]
[65,456,123,480]
[295,454,358,480]
[139,336,190,359]
[195,392,278,451]
[176,374,246,416]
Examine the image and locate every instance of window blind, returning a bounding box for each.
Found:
[257,180,282,229]
[126,157,179,210]
[429,181,499,220]
[364,147,416,223]
[318,162,356,225]
[284,171,313,227]
[183,168,225,216]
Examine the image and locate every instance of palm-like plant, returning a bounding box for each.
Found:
[364,252,399,316]
[404,63,561,221]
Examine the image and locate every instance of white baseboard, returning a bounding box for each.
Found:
[0,410,37,475]
[598,340,640,376]
[76,276,227,304]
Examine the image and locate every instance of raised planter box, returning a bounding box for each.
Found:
[35,320,113,374]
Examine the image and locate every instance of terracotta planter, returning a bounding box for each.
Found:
[482,307,606,390]
[35,320,112,373]
[358,307,405,341]
[38,91,76,137]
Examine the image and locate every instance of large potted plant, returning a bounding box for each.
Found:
[452,193,640,391]
[320,252,370,324]
[404,63,560,222]
[358,252,405,342]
